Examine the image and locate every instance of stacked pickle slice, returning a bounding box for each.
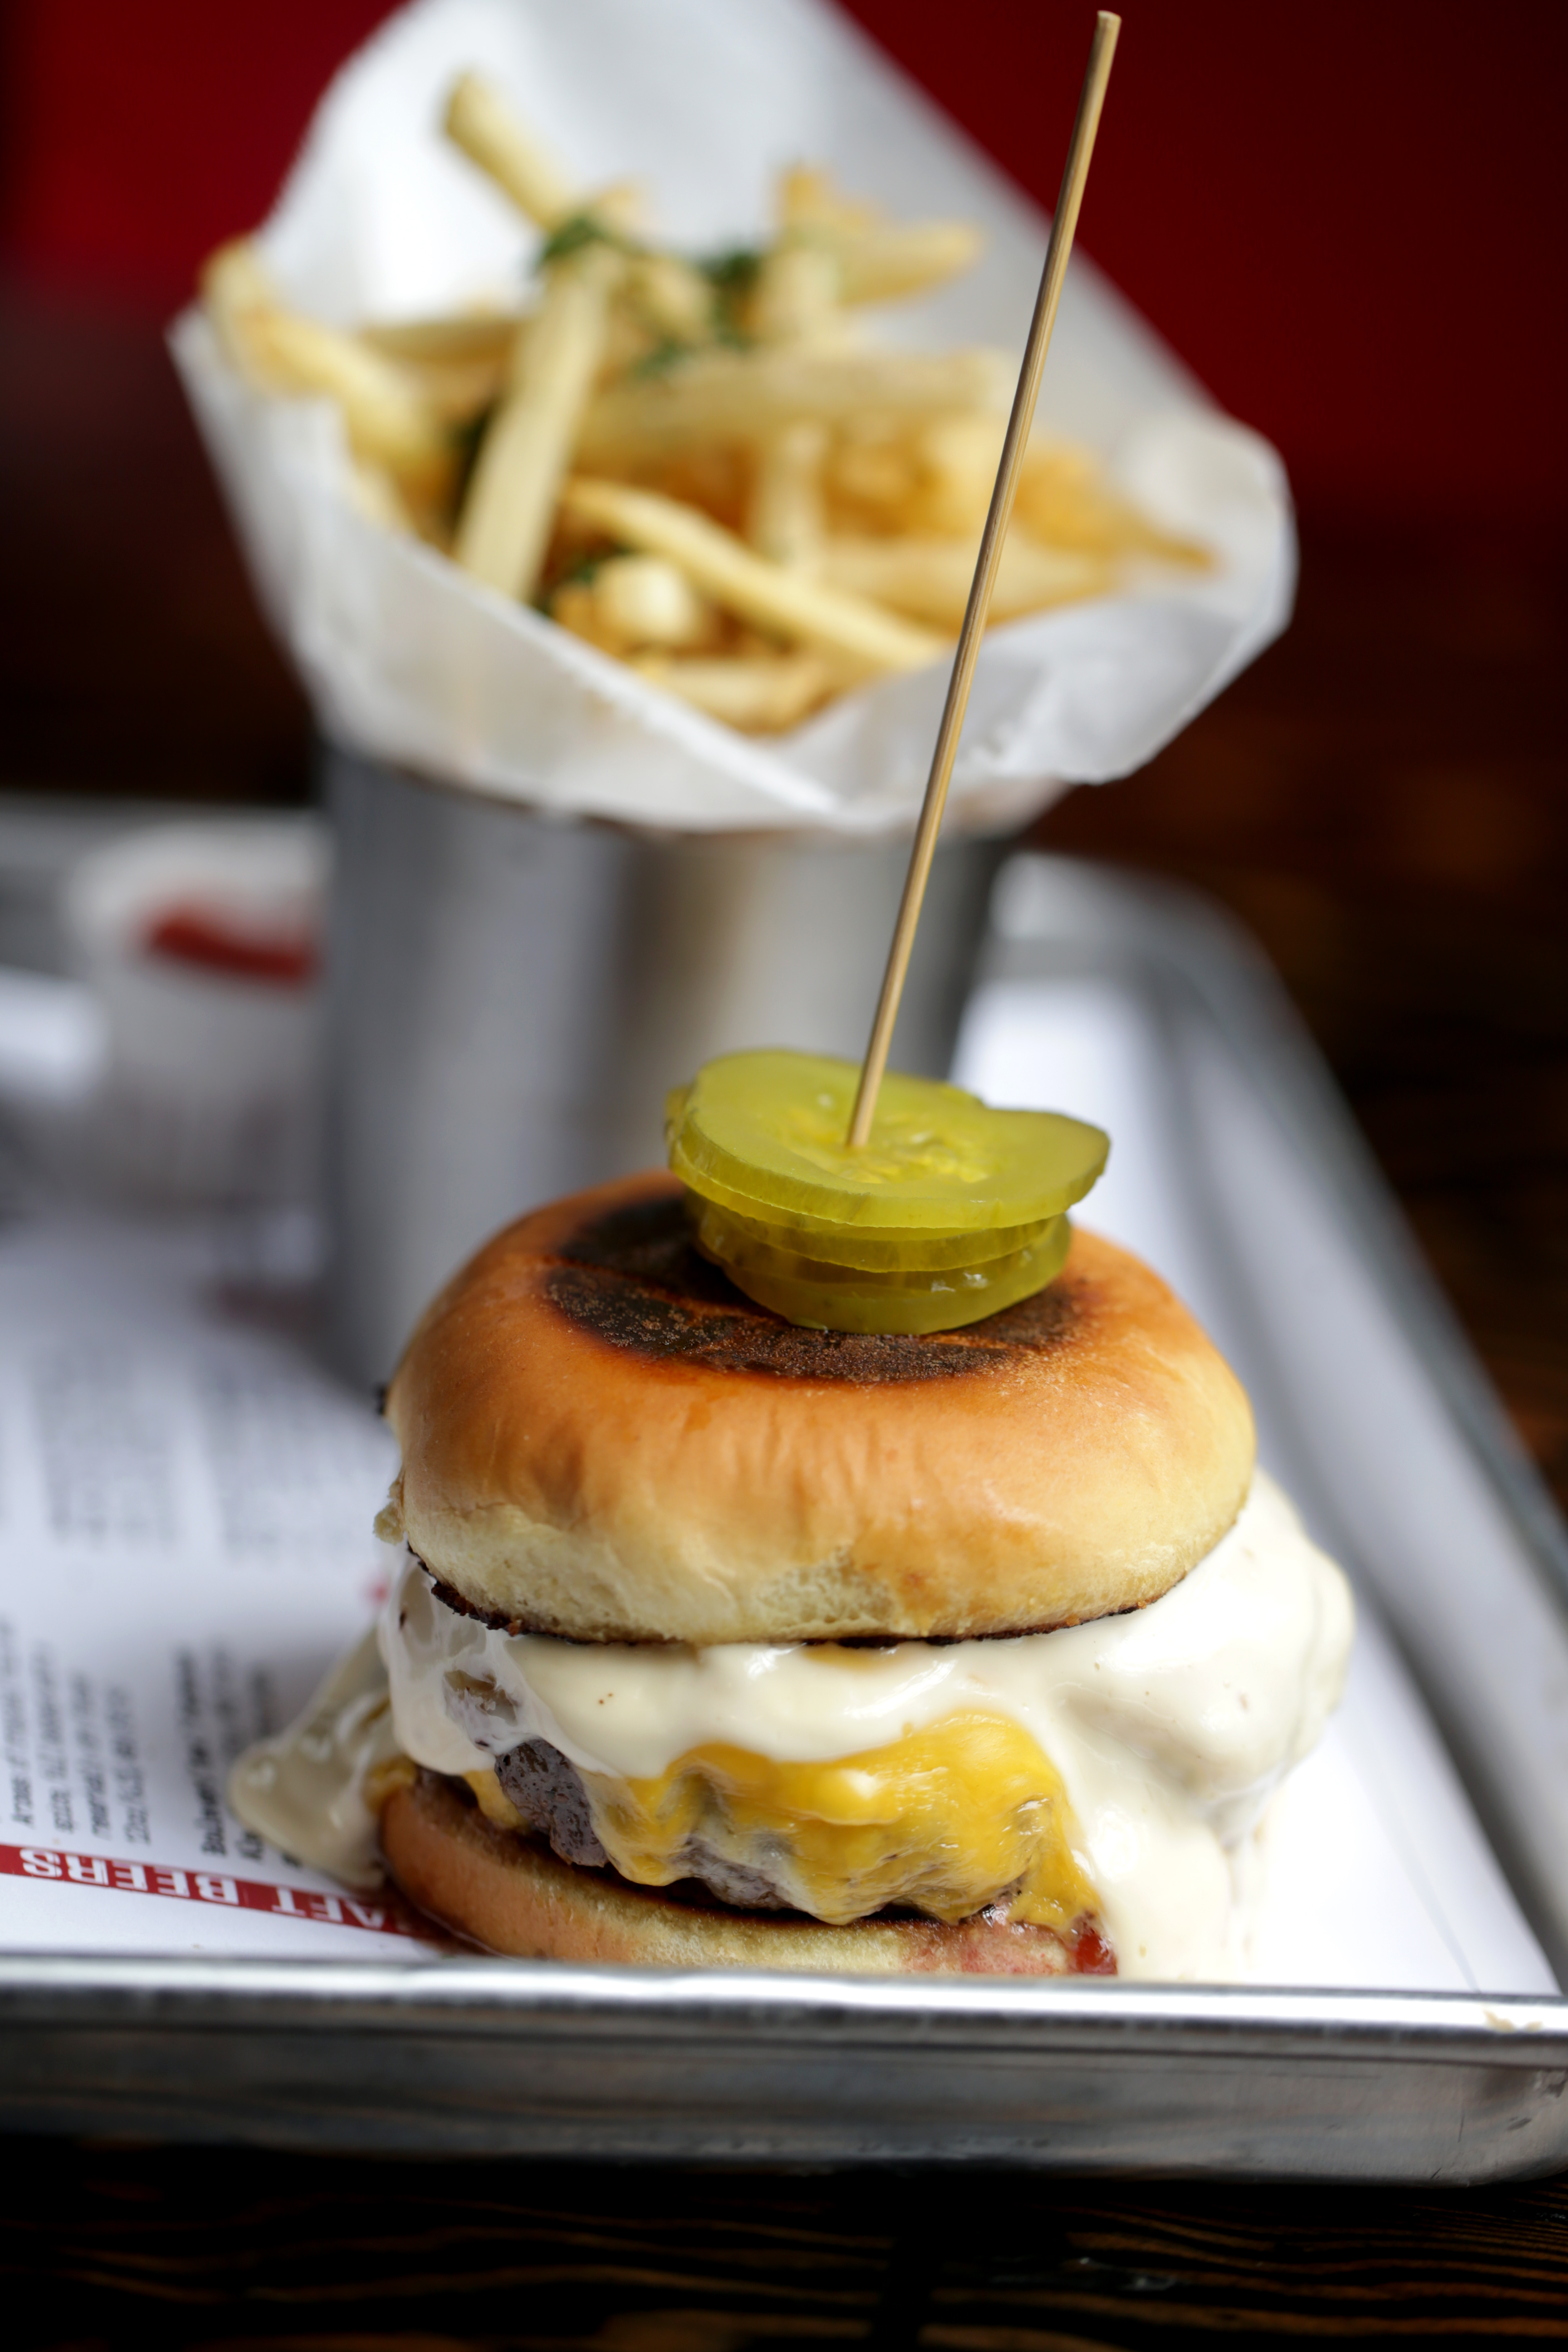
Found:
[667,1049,1108,1333]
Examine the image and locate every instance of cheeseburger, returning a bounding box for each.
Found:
[235,1080,1352,1979]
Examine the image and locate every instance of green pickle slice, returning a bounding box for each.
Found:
[666,1051,1107,1234]
[696,1208,1073,1335]
[691,1193,1059,1273]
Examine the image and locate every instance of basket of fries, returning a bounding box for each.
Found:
[170,0,1294,838]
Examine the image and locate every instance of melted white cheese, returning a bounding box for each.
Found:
[380,1471,1353,1980]
[226,1625,402,1891]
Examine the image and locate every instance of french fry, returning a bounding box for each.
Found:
[443,72,642,242]
[777,167,877,239]
[358,334,513,424]
[578,346,1010,468]
[553,554,720,654]
[357,313,517,418]
[831,222,985,306]
[201,238,275,362]
[776,168,983,304]
[821,533,1112,628]
[827,412,1005,536]
[902,414,1008,534]
[747,242,843,344]
[444,71,577,228]
[746,420,828,569]
[455,243,623,601]
[594,554,719,647]
[561,477,945,671]
[574,180,646,238]
[633,652,838,733]
[357,312,519,365]
[598,251,723,383]
[826,419,919,523]
[232,308,455,498]
[202,238,454,511]
[629,446,752,538]
[824,418,1212,569]
[381,352,508,426]
[442,73,652,599]
[623,252,718,344]
[1015,443,1212,566]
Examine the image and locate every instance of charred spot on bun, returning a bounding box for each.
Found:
[364,1172,1353,1980]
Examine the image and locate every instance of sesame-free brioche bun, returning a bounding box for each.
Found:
[382,1172,1254,1644]
[382,1772,1114,1975]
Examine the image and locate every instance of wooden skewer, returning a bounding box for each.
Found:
[846,10,1121,1149]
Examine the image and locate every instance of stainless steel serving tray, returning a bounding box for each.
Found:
[2,847,1566,2180]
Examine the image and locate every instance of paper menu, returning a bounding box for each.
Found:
[172,0,1294,835]
[0,1216,436,1955]
[0,1649,425,1954]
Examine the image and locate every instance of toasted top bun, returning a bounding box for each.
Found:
[383,1172,1254,1645]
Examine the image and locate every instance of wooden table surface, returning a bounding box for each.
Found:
[1,288,1565,2342]
[4,2138,1567,2346]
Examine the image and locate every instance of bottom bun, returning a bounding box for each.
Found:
[382,1772,1116,1977]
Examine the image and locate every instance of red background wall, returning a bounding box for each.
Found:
[2,0,1564,524]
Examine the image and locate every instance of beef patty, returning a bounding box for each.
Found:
[492,1735,793,1909]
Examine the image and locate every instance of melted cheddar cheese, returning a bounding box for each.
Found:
[466,1767,525,1830]
[469,1712,1099,1929]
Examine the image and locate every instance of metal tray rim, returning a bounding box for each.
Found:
[4,1954,1566,2057]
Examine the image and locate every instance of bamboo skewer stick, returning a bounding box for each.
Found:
[846,11,1121,1149]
